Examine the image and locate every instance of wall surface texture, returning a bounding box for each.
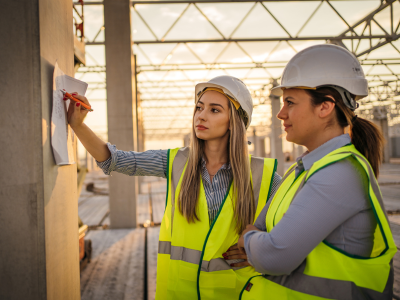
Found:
[0,0,80,299]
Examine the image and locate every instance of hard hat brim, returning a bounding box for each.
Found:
[195,82,236,102]
[270,83,368,100]
[270,85,317,97]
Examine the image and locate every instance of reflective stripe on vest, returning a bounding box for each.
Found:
[156,147,277,300]
[240,145,396,300]
[159,241,237,272]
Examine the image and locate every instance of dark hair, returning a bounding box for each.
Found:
[305,87,384,178]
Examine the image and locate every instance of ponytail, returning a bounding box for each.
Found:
[350,117,383,177]
[306,87,384,178]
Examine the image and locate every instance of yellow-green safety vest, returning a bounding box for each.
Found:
[240,144,397,300]
[156,147,277,300]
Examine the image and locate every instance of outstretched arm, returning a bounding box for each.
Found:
[67,93,168,178]
[67,93,110,162]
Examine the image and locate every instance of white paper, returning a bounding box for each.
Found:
[51,61,88,165]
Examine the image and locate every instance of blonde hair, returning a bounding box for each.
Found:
[178,100,254,235]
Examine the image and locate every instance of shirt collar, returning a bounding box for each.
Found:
[297,134,351,171]
[201,157,231,170]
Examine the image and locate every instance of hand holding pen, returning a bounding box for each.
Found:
[61,89,93,111]
[66,92,92,129]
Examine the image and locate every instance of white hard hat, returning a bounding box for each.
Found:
[195,75,253,128]
[271,44,368,109]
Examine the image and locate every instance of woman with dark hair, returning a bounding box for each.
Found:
[224,44,397,299]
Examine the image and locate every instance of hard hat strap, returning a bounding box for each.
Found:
[322,85,358,111]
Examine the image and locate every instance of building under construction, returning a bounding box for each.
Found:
[1,0,400,299]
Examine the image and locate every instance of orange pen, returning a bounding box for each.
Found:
[60,89,93,112]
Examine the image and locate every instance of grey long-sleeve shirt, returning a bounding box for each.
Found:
[244,134,376,276]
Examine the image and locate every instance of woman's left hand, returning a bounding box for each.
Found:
[223,224,261,267]
[237,224,261,249]
[223,244,250,267]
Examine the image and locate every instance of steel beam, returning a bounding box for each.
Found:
[75,0,362,4]
[87,34,398,45]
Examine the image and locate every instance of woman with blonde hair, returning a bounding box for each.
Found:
[67,75,281,300]
[226,45,397,299]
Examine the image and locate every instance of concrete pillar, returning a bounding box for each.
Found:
[251,129,266,157]
[372,106,390,163]
[0,1,80,299]
[137,92,145,194]
[105,0,138,228]
[270,83,285,175]
[256,137,266,157]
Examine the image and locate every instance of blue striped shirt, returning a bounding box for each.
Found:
[97,143,281,223]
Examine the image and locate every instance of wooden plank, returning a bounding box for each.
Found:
[79,195,109,226]
[102,215,110,226]
[81,229,133,292]
[147,227,160,300]
[81,229,145,300]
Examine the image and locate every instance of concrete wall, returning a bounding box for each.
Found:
[105,0,138,228]
[0,1,80,299]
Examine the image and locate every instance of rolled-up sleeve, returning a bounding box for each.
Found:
[96,143,168,178]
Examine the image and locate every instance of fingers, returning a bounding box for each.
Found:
[223,248,247,261]
[67,100,75,122]
[72,92,91,106]
[74,102,82,114]
[224,249,243,256]
[230,261,251,268]
[227,245,239,251]
[224,254,248,260]
[74,101,89,117]
[223,251,247,260]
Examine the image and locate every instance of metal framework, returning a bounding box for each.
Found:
[75,0,400,141]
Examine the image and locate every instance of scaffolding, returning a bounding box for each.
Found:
[74,0,400,141]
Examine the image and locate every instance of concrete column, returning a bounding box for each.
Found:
[269,83,285,175]
[251,129,266,157]
[372,106,390,163]
[137,92,145,194]
[256,137,266,157]
[104,0,138,228]
[0,1,80,299]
